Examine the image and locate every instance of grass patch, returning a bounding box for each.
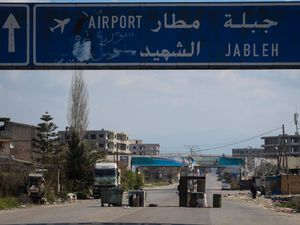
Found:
[0,197,20,210]
[274,202,296,209]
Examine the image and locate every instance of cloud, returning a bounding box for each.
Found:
[0,69,299,154]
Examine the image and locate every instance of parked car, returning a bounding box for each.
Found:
[221,182,231,190]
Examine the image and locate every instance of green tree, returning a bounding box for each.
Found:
[120,171,144,191]
[65,131,86,191]
[121,170,136,191]
[135,172,144,190]
[33,112,59,164]
[65,132,104,191]
[81,143,105,187]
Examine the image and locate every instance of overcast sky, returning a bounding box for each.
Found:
[1,0,299,154]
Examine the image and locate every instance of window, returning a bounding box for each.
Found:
[0,121,4,130]
[94,169,116,177]
[98,143,104,148]
[99,134,104,138]
[133,146,136,149]
[90,134,96,139]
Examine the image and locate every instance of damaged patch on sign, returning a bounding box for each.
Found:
[72,35,92,62]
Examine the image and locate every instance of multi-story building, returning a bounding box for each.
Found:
[232,148,264,158]
[261,134,300,157]
[58,129,131,155]
[0,118,37,162]
[129,139,160,155]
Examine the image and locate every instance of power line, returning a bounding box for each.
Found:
[195,127,282,152]
[160,127,282,153]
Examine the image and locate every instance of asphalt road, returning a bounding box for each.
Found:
[0,172,299,225]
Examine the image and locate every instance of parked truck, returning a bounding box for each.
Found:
[93,162,120,199]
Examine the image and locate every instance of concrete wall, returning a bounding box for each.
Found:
[0,121,37,162]
[281,175,300,194]
[281,157,300,169]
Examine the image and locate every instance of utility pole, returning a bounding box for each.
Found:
[184,145,199,157]
[116,146,119,173]
[281,124,290,195]
[277,125,284,175]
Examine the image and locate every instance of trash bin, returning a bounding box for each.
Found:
[128,190,146,207]
[213,194,222,208]
[100,187,123,206]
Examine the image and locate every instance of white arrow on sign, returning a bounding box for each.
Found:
[2,13,20,53]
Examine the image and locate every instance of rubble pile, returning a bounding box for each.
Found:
[225,192,299,214]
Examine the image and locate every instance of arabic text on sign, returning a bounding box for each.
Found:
[224,12,278,33]
[151,13,200,32]
[140,41,201,61]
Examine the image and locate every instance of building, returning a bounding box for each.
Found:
[58,129,131,155]
[261,134,300,157]
[232,148,264,158]
[129,139,160,155]
[0,118,37,162]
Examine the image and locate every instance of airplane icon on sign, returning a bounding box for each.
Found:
[50,18,70,33]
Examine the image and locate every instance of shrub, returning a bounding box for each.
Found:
[0,197,20,210]
[135,172,144,190]
[275,202,296,209]
[46,188,56,204]
[121,170,145,191]
[0,172,27,197]
[76,191,89,199]
[56,191,68,201]
[121,170,136,191]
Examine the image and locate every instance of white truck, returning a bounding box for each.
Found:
[93,162,120,199]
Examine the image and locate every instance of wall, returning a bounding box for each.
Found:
[281,175,300,194]
[281,157,300,169]
[0,121,37,162]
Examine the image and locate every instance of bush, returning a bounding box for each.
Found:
[0,172,27,197]
[121,170,145,191]
[121,170,136,191]
[57,191,68,201]
[275,202,296,209]
[46,188,56,204]
[135,172,144,190]
[76,191,89,199]
[0,197,20,210]
[292,196,300,212]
